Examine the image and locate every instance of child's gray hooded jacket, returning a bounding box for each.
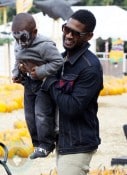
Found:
[12,34,64,79]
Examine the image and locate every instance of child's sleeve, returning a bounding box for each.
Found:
[35,41,64,79]
[12,60,21,79]
[12,42,20,78]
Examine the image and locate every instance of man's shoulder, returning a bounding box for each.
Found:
[82,50,101,67]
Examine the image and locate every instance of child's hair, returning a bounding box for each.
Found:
[12,13,36,32]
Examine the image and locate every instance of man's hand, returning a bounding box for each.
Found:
[30,66,39,79]
[18,60,43,80]
[20,60,42,74]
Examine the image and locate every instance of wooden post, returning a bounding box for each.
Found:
[0,6,7,25]
[3,7,7,25]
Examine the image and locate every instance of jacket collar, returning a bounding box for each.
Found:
[62,42,90,65]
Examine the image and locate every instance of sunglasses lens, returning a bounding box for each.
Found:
[62,25,80,37]
[64,26,70,34]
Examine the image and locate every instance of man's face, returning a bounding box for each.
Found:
[12,29,36,48]
[62,18,90,51]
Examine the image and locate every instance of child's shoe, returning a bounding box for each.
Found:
[29,147,52,159]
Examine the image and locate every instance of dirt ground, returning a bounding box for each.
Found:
[0,94,127,175]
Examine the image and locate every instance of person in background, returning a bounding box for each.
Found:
[42,9,103,175]
[11,13,64,159]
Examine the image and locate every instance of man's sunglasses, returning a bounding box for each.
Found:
[62,23,88,37]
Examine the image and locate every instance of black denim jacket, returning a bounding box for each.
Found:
[50,42,103,155]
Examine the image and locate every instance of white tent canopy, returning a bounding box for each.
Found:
[72,6,127,40]
[32,6,127,52]
[1,5,127,51]
[1,5,127,76]
[33,5,127,40]
[1,6,127,41]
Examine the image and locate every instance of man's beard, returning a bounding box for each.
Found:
[63,43,83,52]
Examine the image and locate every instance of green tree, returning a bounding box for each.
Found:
[7,7,16,23]
[103,0,114,5]
[80,0,127,6]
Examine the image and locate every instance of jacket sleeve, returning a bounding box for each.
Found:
[50,66,103,118]
[11,42,20,78]
[12,60,20,78]
[35,42,64,79]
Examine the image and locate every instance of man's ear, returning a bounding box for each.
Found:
[86,32,93,41]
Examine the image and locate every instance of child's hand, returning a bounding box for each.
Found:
[12,76,22,84]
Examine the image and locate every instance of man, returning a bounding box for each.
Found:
[43,9,103,175]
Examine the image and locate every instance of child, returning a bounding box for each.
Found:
[11,13,64,159]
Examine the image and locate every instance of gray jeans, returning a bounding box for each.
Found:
[23,77,56,151]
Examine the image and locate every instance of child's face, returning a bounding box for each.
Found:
[12,29,36,48]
